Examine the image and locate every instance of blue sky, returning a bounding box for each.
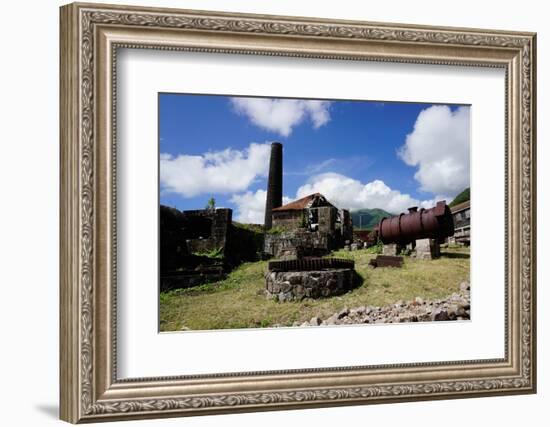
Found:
[159,93,470,223]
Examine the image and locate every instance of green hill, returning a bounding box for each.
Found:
[351,208,393,230]
[449,187,470,207]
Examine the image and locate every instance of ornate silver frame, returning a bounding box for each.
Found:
[60,2,536,423]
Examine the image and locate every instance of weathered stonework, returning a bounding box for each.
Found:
[160,265,225,291]
[266,268,355,302]
[264,229,332,259]
[414,238,440,260]
[159,206,234,291]
[183,208,232,254]
[382,243,400,256]
[160,206,232,270]
[268,193,353,257]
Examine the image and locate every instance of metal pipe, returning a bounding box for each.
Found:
[377,201,454,244]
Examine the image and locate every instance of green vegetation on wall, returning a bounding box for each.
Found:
[191,247,224,259]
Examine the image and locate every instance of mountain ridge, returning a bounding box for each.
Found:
[351,208,393,230]
[449,187,470,207]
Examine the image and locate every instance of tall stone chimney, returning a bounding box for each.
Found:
[264,142,283,229]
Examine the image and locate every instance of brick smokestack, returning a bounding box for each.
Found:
[264,142,283,229]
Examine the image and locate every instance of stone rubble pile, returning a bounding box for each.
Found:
[294,281,470,327]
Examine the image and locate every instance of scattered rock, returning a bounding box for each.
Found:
[455,306,467,317]
[351,306,366,316]
[310,316,322,326]
[287,281,471,328]
[310,284,471,326]
[432,308,450,321]
[325,313,339,325]
[337,308,350,319]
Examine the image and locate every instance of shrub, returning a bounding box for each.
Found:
[364,240,383,254]
[192,247,224,259]
[266,226,285,235]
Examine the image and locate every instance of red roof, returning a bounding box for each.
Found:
[272,193,334,212]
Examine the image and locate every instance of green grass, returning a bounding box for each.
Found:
[265,226,286,235]
[159,247,470,331]
[191,247,224,259]
[232,222,264,233]
[364,240,383,254]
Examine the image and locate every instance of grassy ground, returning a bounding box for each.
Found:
[159,247,470,331]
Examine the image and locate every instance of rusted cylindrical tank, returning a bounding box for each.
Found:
[377,201,454,244]
[264,142,283,229]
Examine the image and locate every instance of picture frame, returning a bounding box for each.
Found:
[59,2,536,423]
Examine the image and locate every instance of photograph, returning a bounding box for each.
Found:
[158,93,471,331]
[56,3,536,422]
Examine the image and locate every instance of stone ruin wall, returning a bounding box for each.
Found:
[271,210,304,230]
[183,208,232,254]
[265,268,355,302]
[316,206,336,233]
[159,206,233,291]
[264,229,332,259]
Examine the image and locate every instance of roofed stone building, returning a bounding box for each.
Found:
[265,193,353,259]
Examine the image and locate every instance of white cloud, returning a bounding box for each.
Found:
[230,190,267,224]
[230,98,331,137]
[399,105,470,196]
[230,190,292,224]
[160,143,270,198]
[231,171,449,223]
[296,172,444,214]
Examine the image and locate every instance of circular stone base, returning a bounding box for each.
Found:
[265,268,354,302]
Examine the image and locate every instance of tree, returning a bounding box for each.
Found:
[206,197,216,211]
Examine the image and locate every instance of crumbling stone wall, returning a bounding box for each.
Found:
[339,209,354,244]
[160,263,225,292]
[265,268,355,302]
[160,206,233,291]
[183,208,232,254]
[269,205,352,254]
[225,224,265,267]
[272,210,304,230]
[317,206,336,233]
[264,229,333,258]
[160,206,191,272]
